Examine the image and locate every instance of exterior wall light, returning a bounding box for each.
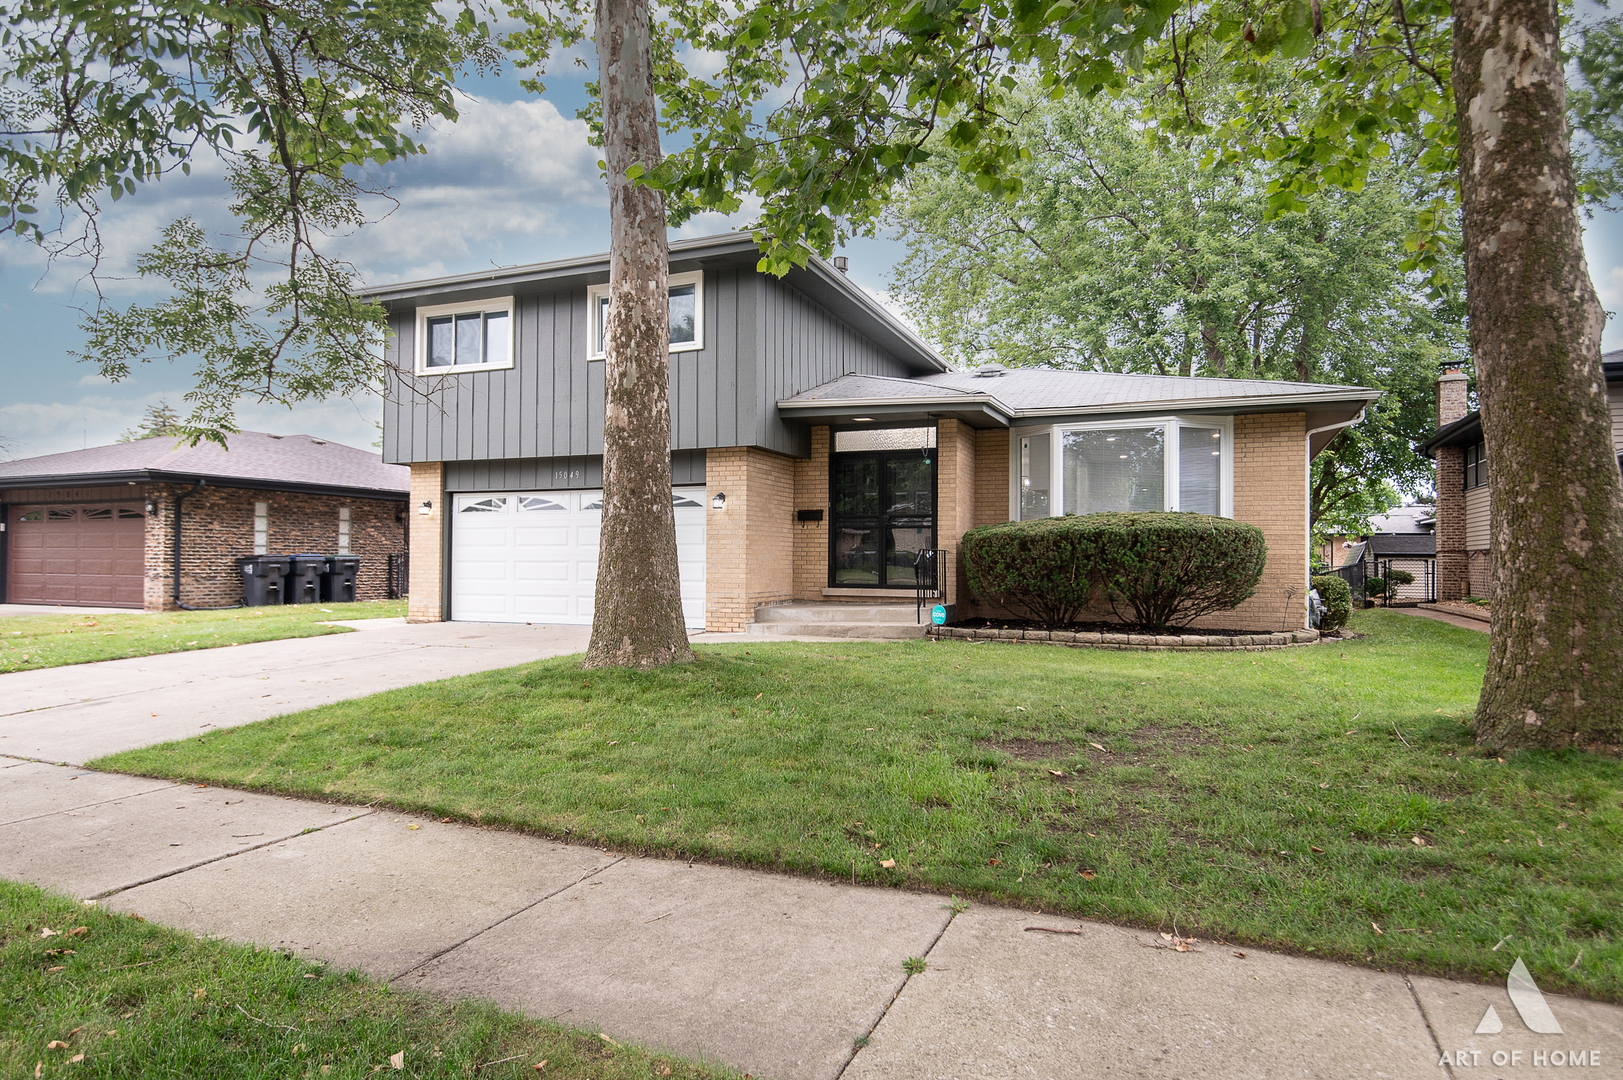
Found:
[418,500,433,515]
[712,492,726,511]
[144,500,157,514]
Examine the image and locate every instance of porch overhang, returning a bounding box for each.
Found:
[775,395,1012,429]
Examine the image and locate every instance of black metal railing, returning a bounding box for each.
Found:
[913,547,947,624]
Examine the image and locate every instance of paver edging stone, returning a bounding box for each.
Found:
[931,625,1320,651]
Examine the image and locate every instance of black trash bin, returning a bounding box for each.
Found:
[236,555,291,607]
[321,555,359,604]
[285,554,326,604]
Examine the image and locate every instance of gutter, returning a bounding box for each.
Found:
[0,469,406,502]
[1304,408,1367,601]
[171,480,242,612]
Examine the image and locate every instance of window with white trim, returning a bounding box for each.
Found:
[337,506,351,555]
[1012,418,1233,518]
[415,298,514,374]
[587,270,704,359]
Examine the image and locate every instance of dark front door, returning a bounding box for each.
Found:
[829,451,936,588]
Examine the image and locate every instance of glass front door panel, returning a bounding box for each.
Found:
[830,443,936,589]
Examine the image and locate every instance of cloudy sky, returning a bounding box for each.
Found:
[1,55,1620,461]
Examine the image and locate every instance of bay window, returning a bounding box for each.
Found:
[1015,418,1232,518]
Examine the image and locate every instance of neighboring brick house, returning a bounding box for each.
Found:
[1418,350,1623,601]
[375,233,1379,633]
[0,433,408,610]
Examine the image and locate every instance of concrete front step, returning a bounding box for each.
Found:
[744,620,931,639]
[752,603,930,625]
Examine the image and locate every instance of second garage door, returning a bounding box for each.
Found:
[6,503,147,607]
[450,487,706,628]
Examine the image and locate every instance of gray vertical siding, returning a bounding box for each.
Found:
[444,450,706,492]
[754,275,915,456]
[383,265,910,465]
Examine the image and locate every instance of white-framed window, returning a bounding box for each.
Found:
[1011,417,1234,519]
[253,501,269,555]
[587,270,704,359]
[338,506,351,555]
[415,297,515,374]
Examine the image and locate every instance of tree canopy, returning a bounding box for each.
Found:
[885,85,1461,535]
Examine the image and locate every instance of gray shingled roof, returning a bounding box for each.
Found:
[780,368,1376,415]
[1367,533,1437,557]
[0,432,409,496]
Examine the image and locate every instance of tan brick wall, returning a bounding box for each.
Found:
[973,428,1010,527]
[141,484,405,612]
[408,462,444,622]
[935,419,978,605]
[706,446,795,632]
[792,426,831,600]
[1218,411,1309,631]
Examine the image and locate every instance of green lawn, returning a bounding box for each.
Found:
[92,611,1623,1001]
[0,600,406,673]
[0,880,727,1080]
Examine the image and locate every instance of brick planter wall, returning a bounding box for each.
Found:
[928,625,1321,650]
[143,484,406,611]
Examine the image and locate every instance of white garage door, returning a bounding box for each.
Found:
[450,487,706,628]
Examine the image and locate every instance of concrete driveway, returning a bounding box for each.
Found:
[2,618,1620,1080]
[0,618,590,763]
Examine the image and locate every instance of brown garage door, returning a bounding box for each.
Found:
[7,504,146,607]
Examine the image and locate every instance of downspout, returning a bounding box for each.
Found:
[1304,409,1366,614]
[172,480,242,611]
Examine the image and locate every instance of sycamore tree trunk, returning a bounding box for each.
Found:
[584,0,694,669]
[1453,0,1623,750]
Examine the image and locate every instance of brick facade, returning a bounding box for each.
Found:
[973,429,1011,527]
[142,484,404,611]
[935,419,977,605]
[792,427,832,601]
[705,446,795,632]
[408,462,445,623]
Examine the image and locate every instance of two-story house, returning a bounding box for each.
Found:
[377,233,1379,633]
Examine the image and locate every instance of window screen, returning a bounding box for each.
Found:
[1178,427,1223,515]
[1062,428,1165,513]
[427,310,507,367]
[669,283,697,344]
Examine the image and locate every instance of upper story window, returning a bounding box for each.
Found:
[415,298,514,375]
[1464,440,1489,490]
[1014,418,1233,520]
[587,270,704,359]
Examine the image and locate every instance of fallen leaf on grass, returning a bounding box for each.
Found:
[35,1063,42,1079]
[987,858,1001,866]
[1047,769,1065,777]
[390,1050,405,1069]
[1078,869,1096,880]
[1371,922,1384,936]
[599,1033,620,1047]
[534,1062,548,1073]
[66,926,88,937]
[40,927,57,938]
[69,1055,84,1064]
[1410,836,1426,847]
[1089,742,1109,753]
[880,858,896,868]
[45,966,64,973]
[1310,846,1324,853]
[47,1041,69,1050]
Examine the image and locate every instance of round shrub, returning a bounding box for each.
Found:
[962,512,1268,630]
[1310,574,1352,633]
[1365,577,1386,603]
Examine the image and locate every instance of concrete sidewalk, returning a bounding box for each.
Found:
[2,621,1618,1079]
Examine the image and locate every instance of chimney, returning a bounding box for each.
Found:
[1436,360,1469,427]
[833,256,849,274]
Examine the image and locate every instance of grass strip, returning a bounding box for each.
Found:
[93,611,1623,1002]
[1,879,729,1079]
[0,600,407,673]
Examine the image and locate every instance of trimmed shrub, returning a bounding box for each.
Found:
[1365,577,1386,603]
[1311,574,1352,633]
[962,512,1268,630]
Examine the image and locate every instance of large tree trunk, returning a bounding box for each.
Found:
[584,0,694,669]
[1452,0,1623,750]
